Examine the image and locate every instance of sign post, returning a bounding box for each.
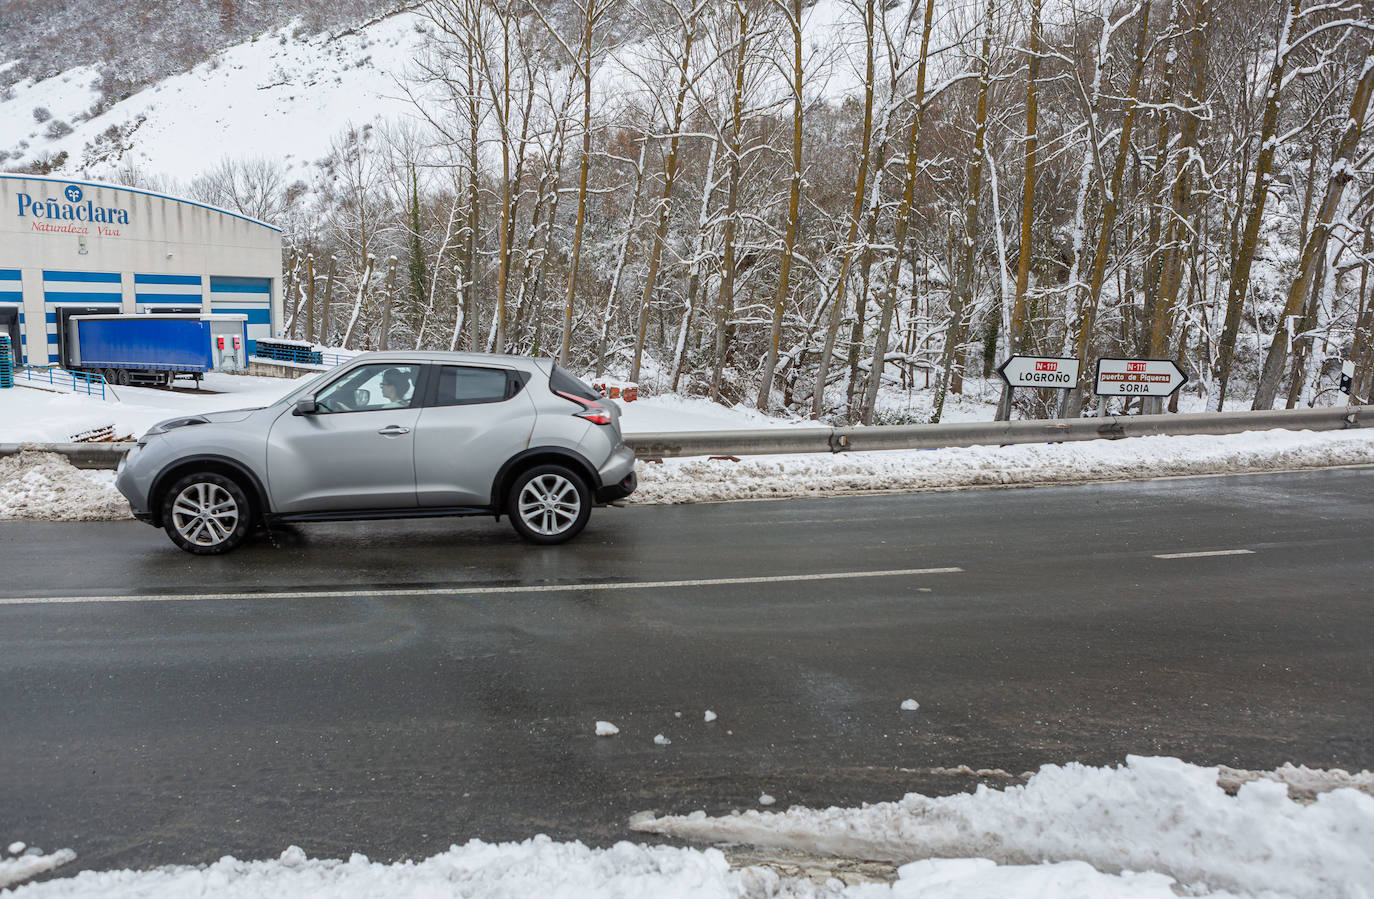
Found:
[1093,358,1188,403]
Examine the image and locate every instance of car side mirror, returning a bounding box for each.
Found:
[294,397,319,416]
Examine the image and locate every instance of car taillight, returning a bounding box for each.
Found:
[556,390,613,425]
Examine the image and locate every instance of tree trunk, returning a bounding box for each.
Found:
[672,140,717,391]
[858,0,936,425]
[319,256,337,346]
[630,13,698,385]
[995,0,1042,421]
[756,0,804,411]
[1149,0,1210,374]
[378,256,397,351]
[305,253,316,344]
[710,4,752,403]
[559,7,598,366]
[1254,40,1374,409]
[341,254,374,350]
[931,0,994,424]
[1061,2,1151,416]
[1210,0,1297,410]
[813,0,878,419]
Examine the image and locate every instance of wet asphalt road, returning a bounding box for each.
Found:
[1,467,1371,873]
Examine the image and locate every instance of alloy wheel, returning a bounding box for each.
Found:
[170,481,240,548]
[516,473,581,536]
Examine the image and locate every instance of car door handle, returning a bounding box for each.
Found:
[377,425,411,436]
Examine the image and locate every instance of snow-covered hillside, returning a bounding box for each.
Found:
[0,13,431,183]
[0,0,872,186]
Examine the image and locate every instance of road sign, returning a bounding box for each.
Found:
[996,355,1081,389]
[1340,360,1354,395]
[1094,357,1188,397]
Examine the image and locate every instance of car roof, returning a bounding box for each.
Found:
[339,351,553,372]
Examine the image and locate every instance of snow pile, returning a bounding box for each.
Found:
[633,755,1374,898]
[4,838,754,898]
[0,845,76,890]
[8,759,1374,897]
[629,427,1374,504]
[0,452,130,521]
[1217,763,1374,802]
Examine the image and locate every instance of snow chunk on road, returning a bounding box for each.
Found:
[654,734,672,746]
[758,794,777,807]
[900,699,920,711]
[0,452,131,521]
[705,710,718,722]
[634,755,1374,898]
[594,721,619,737]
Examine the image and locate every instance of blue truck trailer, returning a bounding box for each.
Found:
[67,314,248,387]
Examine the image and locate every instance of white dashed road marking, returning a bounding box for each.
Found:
[0,567,963,607]
[1153,549,1255,560]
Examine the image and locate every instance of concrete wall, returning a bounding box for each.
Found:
[0,174,282,364]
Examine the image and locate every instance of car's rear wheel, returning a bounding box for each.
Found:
[161,472,252,555]
[507,464,591,545]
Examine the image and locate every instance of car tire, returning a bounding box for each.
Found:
[507,464,591,545]
[161,472,253,555]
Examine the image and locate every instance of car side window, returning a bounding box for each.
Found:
[315,363,421,413]
[432,366,521,406]
[550,365,601,401]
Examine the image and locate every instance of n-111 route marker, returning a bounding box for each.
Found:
[996,355,1081,389]
[1094,358,1188,397]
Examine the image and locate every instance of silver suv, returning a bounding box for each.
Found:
[115,352,637,554]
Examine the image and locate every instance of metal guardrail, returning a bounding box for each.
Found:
[1,406,1365,470]
[628,406,1367,457]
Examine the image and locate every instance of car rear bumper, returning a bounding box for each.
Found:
[595,470,637,504]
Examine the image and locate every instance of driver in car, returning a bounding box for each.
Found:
[378,368,414,408]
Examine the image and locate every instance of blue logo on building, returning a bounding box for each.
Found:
[16,183,130,229]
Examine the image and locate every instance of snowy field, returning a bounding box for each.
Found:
[3,757,1371,897]
[2,367,1373,520]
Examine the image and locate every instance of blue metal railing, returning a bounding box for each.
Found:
[14,364,108,400]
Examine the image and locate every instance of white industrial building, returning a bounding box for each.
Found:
[0,174,282,366]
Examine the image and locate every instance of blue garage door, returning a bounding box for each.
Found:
[135,273,203,313]
[44,270,122,366]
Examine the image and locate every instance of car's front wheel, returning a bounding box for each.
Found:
[161,472,252,555]
[507,465,591,545]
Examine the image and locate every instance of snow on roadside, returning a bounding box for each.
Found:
[8,758,1372,897]
[631,756,1374,899]
[0,846,76,890]
[629,427,1374,504]
[0,452,130,521]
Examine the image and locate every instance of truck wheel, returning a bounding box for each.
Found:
[507,464,591,545]
[116,369,130,386]
[161,472,252,555]
[103,368,118,385]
